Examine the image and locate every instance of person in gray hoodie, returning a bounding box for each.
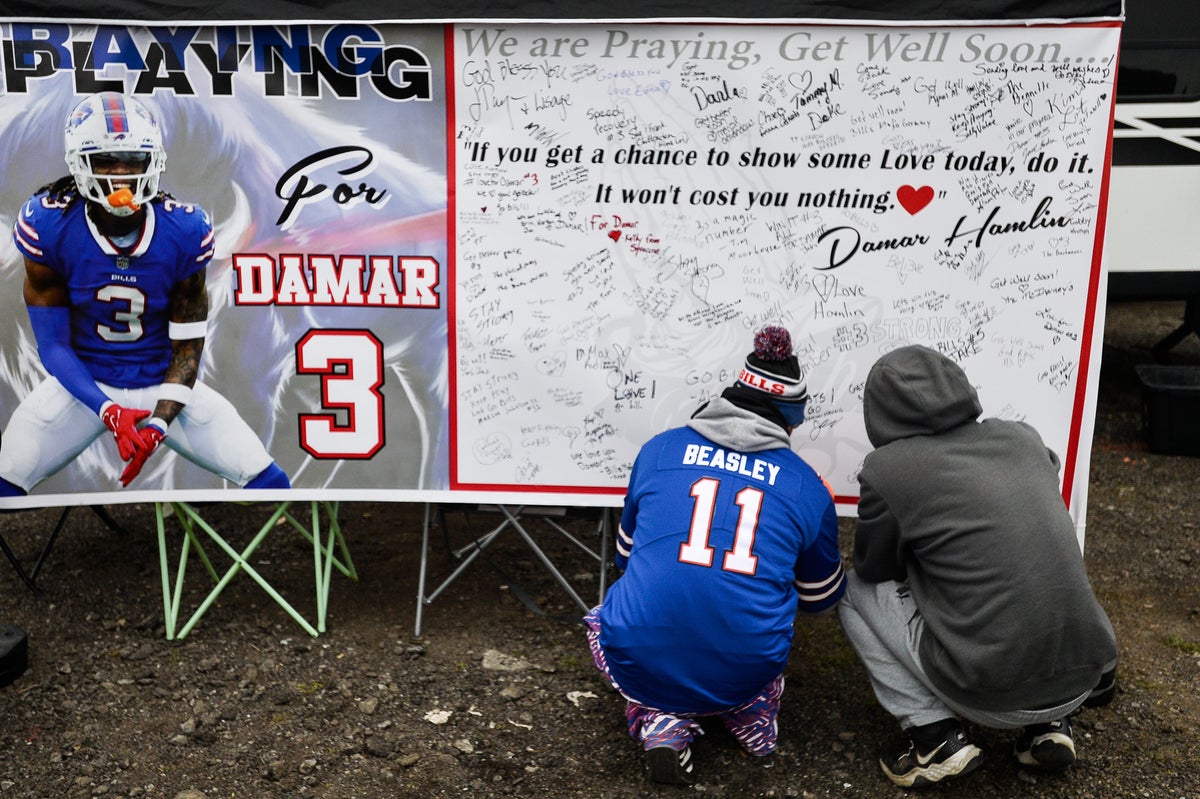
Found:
[837,344,1118,789]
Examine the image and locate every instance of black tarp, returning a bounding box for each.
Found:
[0,0,1123,22]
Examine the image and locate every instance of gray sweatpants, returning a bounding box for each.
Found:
[836,570,1096,731]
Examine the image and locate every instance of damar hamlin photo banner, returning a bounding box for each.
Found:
[0,9,1122,514]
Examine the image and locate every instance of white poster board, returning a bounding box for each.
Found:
[449,22,1119,511]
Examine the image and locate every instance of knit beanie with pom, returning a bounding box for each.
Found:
[734,326,809,426]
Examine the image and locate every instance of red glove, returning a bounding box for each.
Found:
[100,402,151,461]
[119,420,167,487]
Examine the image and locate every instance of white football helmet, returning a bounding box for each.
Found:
[64,92,166,215]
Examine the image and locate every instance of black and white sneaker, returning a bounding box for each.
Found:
[645,744,697,785]
[880,720,983,789]
[1015,717,1076,771]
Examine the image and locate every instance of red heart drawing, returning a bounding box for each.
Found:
[481,207,487,213]
[608,230,622,242]
[897,185,934,215]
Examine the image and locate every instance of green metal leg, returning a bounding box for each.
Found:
[155,501,354,640]
[279,501,358,634]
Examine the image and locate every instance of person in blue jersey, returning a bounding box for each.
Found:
[0,92,289,495]
[838,345,1117,789]
[585,325,846,785]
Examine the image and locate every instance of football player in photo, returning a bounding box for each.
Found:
[0,92,290,495]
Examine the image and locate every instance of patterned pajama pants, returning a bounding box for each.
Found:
[584,606,784,755]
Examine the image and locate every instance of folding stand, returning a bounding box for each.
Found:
[1152,294,1200,357]
[0,505,127,595]
[155,500,356,640]
[414,503,612,637]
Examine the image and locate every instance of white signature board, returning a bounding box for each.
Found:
[449,22,1119,509]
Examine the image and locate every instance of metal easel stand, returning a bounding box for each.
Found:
[0,505,128,595]
[156,500,356,641]
[1152,294,1200,358]
[414,502,611,637]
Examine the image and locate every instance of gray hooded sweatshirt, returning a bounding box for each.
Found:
[855,345,1117,712]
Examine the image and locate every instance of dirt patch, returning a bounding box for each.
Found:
[2,299,1198,799]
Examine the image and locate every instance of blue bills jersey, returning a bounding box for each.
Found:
[13,192,214,388]
[601,426,845,714]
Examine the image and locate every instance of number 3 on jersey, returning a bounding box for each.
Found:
[678,476,763,575]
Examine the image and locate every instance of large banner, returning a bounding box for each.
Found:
[0,17,1121,512]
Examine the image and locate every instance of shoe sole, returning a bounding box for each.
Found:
[1016,733,1076,771]
[646,746,696,785]
[882,744,984,788]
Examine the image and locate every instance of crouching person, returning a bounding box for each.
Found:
[838,344,1118,789]
[585,326,846,785]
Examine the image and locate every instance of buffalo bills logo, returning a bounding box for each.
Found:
[67,104,94,129]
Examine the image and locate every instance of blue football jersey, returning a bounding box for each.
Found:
[13,191,214,388]
[600,426,844,714]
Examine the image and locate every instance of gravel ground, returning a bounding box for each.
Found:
[1,299,1198,799]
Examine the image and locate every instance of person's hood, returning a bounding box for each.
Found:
[687,396,792,452]
[862,345,982,447]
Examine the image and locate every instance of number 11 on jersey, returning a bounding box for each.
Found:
[678,476,763,575]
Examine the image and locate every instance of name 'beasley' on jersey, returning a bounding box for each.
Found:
[14,189,214,389]
[0,91,288,495]
[677,441,784,485]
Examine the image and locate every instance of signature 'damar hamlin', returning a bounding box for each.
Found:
[275,146,390,231]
